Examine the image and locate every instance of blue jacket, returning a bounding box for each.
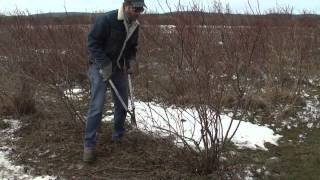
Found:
[88,9,139,70]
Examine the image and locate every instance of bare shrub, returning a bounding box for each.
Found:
[137,2,252,175]
[0,60,37,116]
[0,11,91,124]
[136,0,320,176]
[0,3,319,178]
[10,80,37,116]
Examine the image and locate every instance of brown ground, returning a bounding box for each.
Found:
[8,113,222,180]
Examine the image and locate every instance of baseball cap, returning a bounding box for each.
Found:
[124,0,146,7]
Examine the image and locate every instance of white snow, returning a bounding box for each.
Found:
[299,98,320,122]
[0,119,57,180]
[307,122,314,128]
[230,120,282,150]
[0,100,284,178]
[64,88,84,100]
[104,101,282,150]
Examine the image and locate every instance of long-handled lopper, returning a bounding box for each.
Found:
[108,74,137,127]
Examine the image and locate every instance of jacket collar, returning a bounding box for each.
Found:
[117,5,140,25]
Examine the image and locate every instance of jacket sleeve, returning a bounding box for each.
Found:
[88,15,111,68]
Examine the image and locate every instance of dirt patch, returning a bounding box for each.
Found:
[8,113,224,179]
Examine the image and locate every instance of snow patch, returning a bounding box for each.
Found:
[297,97,320,123]
[64,88,84,100]
[103,101,282,150]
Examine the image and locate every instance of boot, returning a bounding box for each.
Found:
[83,147,96,163]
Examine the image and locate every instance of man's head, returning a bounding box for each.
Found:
[123,0,145,22]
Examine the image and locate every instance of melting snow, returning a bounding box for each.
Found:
[103,101,282,150]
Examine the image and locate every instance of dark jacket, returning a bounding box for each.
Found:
[88,9,139,70]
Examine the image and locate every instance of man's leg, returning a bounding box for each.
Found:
[84,64,107,148]
[111,70,128,140]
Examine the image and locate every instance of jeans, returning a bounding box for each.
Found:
[84,64,128,148]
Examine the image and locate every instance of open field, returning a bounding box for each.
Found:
[0,9,320,179]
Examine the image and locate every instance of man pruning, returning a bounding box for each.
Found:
[84,0,145,163]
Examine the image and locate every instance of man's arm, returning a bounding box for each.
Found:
[88,15,112,69]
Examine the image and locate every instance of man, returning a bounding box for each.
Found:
[84,0,145,163]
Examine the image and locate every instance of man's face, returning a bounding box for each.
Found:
[124,4,144,21]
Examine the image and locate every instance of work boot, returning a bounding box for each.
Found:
[83,147,96,163]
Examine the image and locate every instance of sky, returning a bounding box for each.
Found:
[0,0,319,15]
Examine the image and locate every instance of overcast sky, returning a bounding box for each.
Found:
[0,0,319,15]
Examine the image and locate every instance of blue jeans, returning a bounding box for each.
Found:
[84,64,128,148]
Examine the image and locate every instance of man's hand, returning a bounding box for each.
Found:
[99,64,112,82]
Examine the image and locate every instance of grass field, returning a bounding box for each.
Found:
[0,9,320,179]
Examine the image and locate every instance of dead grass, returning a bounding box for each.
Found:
[231,124,320,180]
[10,113,234,179]
[0,4,319,179]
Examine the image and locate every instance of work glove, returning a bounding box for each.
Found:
[99,64,112,82]
[127,60,135,74]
